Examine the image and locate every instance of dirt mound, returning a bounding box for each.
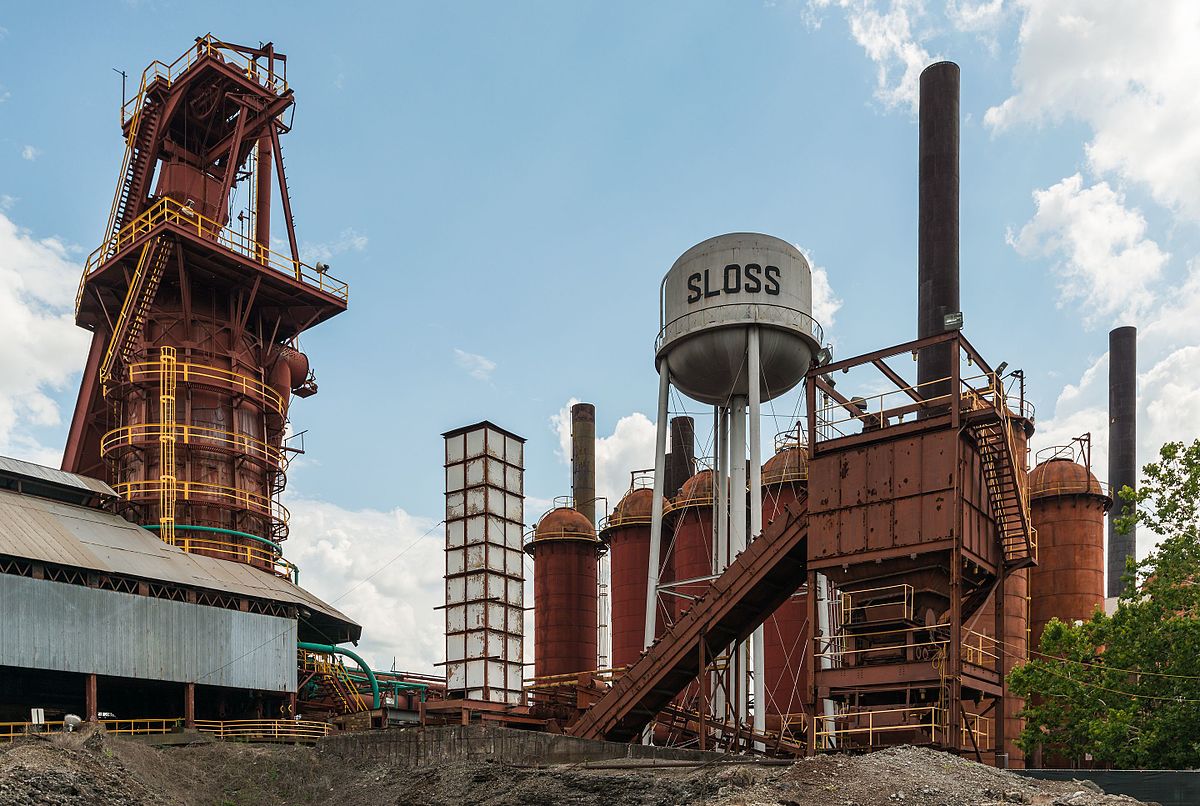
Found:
[0,730,1152,806]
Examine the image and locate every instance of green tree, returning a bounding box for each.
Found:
[1008,439,1200,769]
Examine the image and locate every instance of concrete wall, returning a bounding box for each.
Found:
[320,725,722,767]
[0,574,296,692]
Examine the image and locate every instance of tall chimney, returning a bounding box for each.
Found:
[571,403,597,526]
[666,416,696,499]
[1107,326,1137,597]
[917,61,961,400]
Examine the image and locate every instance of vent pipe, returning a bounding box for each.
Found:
[917,61,961,400]
[571,403,597,526]
[1107,326,1137,597]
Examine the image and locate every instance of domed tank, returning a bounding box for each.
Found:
[760,436,810,732]
[657,234,822,405]
[1028,455,1109,652]
[601,483,669,669]
[670,469,716,623]
[525,506,601,680]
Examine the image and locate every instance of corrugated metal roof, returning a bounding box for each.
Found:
[0,456,117,497]
[0,488,359,642]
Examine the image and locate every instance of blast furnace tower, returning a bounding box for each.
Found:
[63,37,348,575]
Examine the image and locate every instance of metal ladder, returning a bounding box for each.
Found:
[104,94,163,248]
[969,405,1036,566]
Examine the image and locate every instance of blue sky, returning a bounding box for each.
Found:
[1,1,1197,672]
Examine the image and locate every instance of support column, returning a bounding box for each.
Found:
[730,396,748,726]
[748,327,766,744]
[644,364,672,650]
[713,404,728,724]
[184,682,196,729]
[84,673,98,722]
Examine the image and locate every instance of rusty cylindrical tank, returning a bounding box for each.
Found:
[525,507,600,680]
[760,439,809,733]
[671,469,715,624]
[1028,457,1109,652]
[601,484,668,670]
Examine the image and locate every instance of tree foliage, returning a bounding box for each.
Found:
[1008,439,1200,769]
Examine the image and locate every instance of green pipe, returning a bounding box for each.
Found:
[299,641,380,709]
[141,524,299,583]
[344,673,429,702]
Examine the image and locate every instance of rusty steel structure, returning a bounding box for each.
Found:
[1029,437,1110,651]
[526,506,601,680]
[760,431,810,740]
[64,36,347,577]
[600,475,663,670]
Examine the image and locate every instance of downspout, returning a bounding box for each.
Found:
[298,641,380,709]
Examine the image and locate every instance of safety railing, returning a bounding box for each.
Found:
[839,584,915,624]
[1029,478,1111,500]
[813,704,946,750]
[962,712,992,750]
[115,478,289,532]
[81,196,349,305]
[126,361,288,419]
[523,666,628,691]
[655,303,823,355]
[815,372,997,441]
[169,532,296,581]
[961,629,1000,670]
[102,423,287,470]
[0,718,181,742]
[194,719,331,743]
[815,623,950,668]
[120,35,288,125]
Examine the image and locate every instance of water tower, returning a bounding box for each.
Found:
[646,233,823,738]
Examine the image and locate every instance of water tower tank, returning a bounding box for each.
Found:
[657,233,822,405]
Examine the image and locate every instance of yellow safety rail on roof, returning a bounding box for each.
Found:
[121,35,288,126]
[78,196,349,315]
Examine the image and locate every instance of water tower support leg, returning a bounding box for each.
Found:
[644,364,672,651]
[748,327,766,748]
[730,395,748,726]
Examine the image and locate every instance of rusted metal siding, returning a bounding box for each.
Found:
[0,574,296,691]
[809,432,957,561]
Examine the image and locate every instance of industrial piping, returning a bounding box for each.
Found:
[297,641,381,709]
[917,61,961,401]
[1107,326,1137,597]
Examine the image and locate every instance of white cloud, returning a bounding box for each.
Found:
[551,399,657,518]
[453,348,496,381]
[810,0,936,112]
[986,1,1200,220]
[282,495,445,674]
[946,0,1005,32]
[0,210,90,465]
[797,247,843,331]
[302,227,368,263]
[1007,174,1167,327]
[20,146,40,161]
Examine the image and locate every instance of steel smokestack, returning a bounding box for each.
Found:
[917,61,961,400]
[571,403,597,525]
[1107,326,1137,597]
[666,416,696,499]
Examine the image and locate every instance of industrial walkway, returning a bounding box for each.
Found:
[569,496,809,744]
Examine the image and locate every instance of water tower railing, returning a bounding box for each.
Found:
[655,303,823,354]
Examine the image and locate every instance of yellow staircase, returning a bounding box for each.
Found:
[99,235,175,393]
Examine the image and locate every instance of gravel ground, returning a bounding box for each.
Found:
[0,728,1154,806]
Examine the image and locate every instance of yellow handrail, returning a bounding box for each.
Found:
[102,423,287,469]
[126,361,288,418]
[172,533,297,581]
[114,478,289,526]
[80,196,349,312]
[194,719,330,742]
